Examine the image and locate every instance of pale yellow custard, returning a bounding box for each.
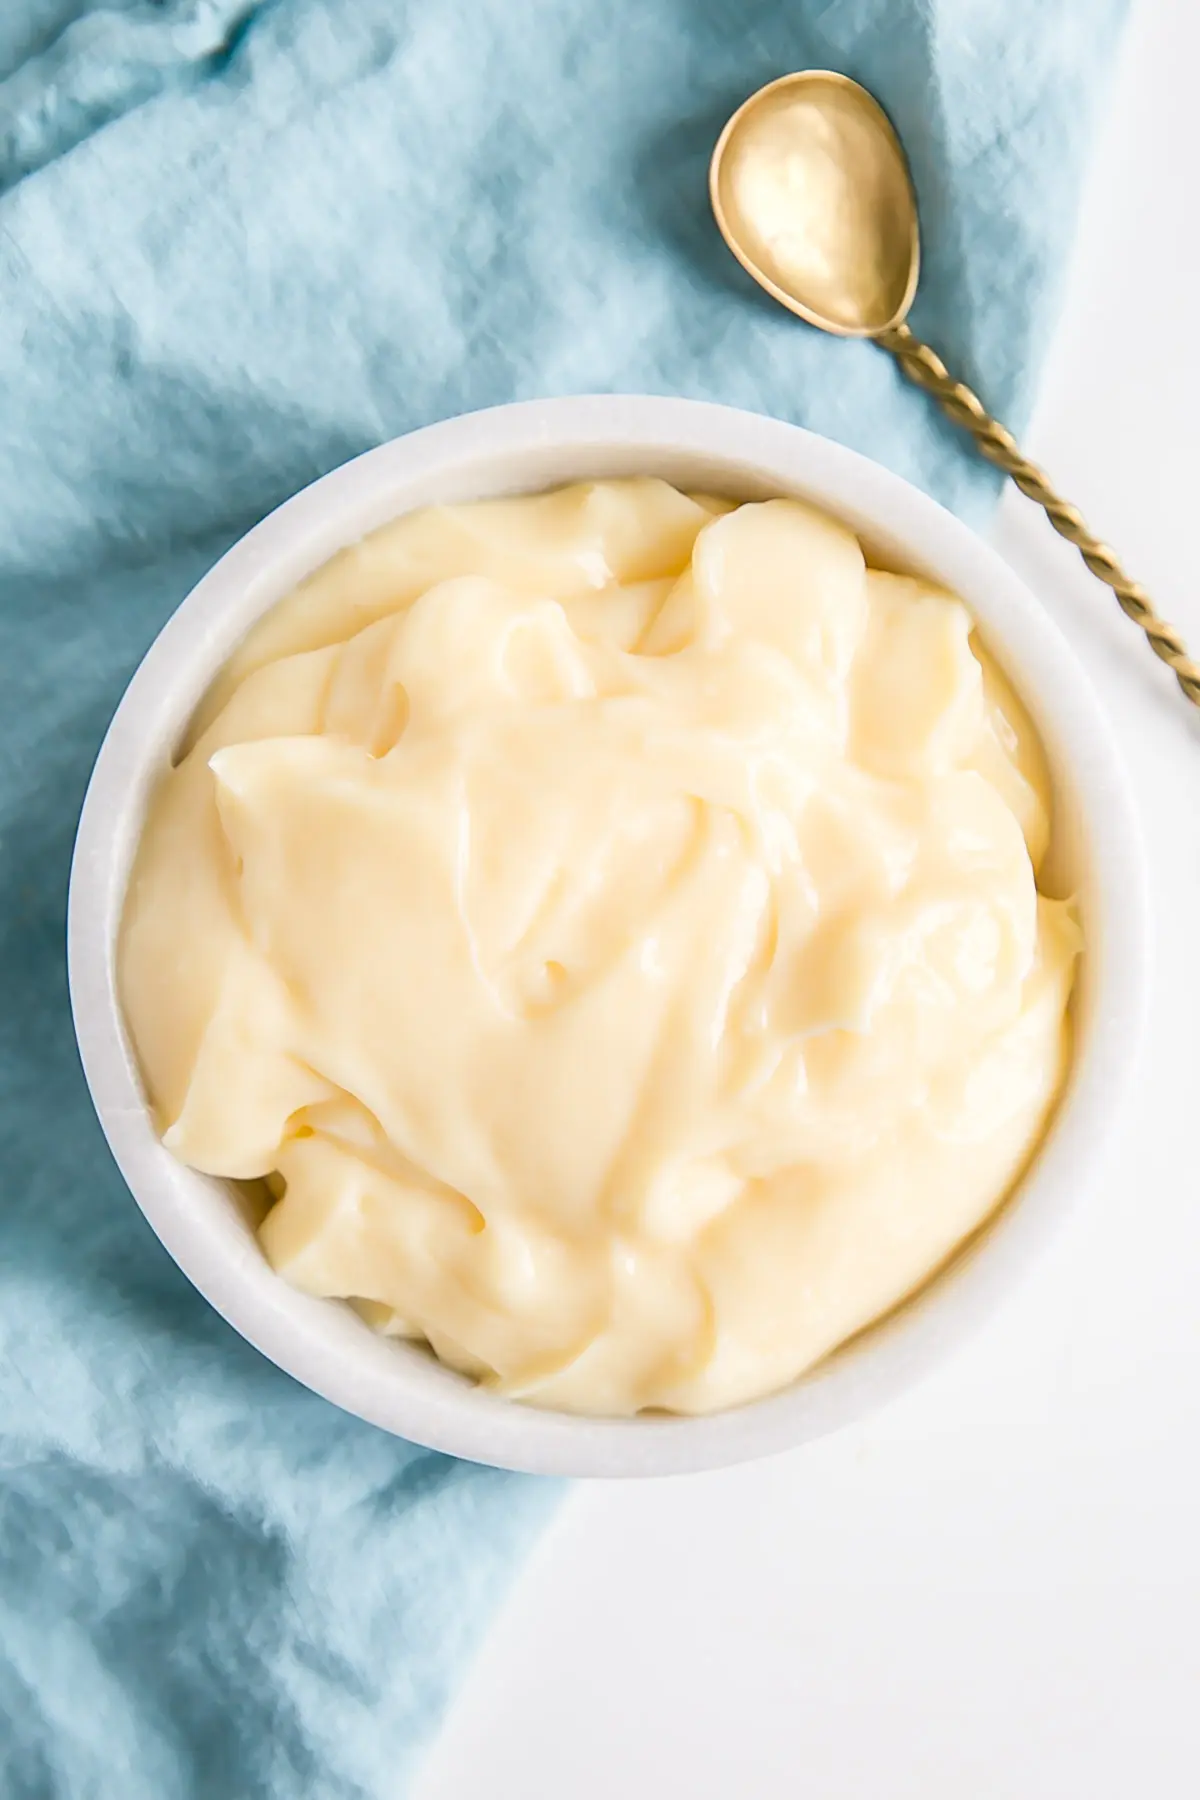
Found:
[120,479,1079,1416]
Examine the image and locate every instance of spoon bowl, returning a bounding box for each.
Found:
[710,70,919,337]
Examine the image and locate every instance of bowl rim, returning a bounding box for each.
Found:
[68,394,1150,1477]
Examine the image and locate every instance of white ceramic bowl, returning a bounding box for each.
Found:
[68,396,1148,1477]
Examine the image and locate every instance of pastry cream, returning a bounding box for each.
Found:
[120,478,1079,1416]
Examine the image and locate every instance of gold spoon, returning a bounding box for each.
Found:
[710,69,1200,709]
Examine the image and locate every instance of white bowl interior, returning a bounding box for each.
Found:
[68,397,1147,1476]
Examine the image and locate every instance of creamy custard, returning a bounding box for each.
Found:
[120,479,1079,1416]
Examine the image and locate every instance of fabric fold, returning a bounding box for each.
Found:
[0,2,266,192]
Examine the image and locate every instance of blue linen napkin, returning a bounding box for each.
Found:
[0,2,1126,1794]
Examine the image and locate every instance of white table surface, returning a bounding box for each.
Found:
[419,3,1200,1793]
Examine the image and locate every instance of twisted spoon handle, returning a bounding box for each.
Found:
[878,321,1200,709]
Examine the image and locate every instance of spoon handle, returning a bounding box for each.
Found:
[878,322,1200,709]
